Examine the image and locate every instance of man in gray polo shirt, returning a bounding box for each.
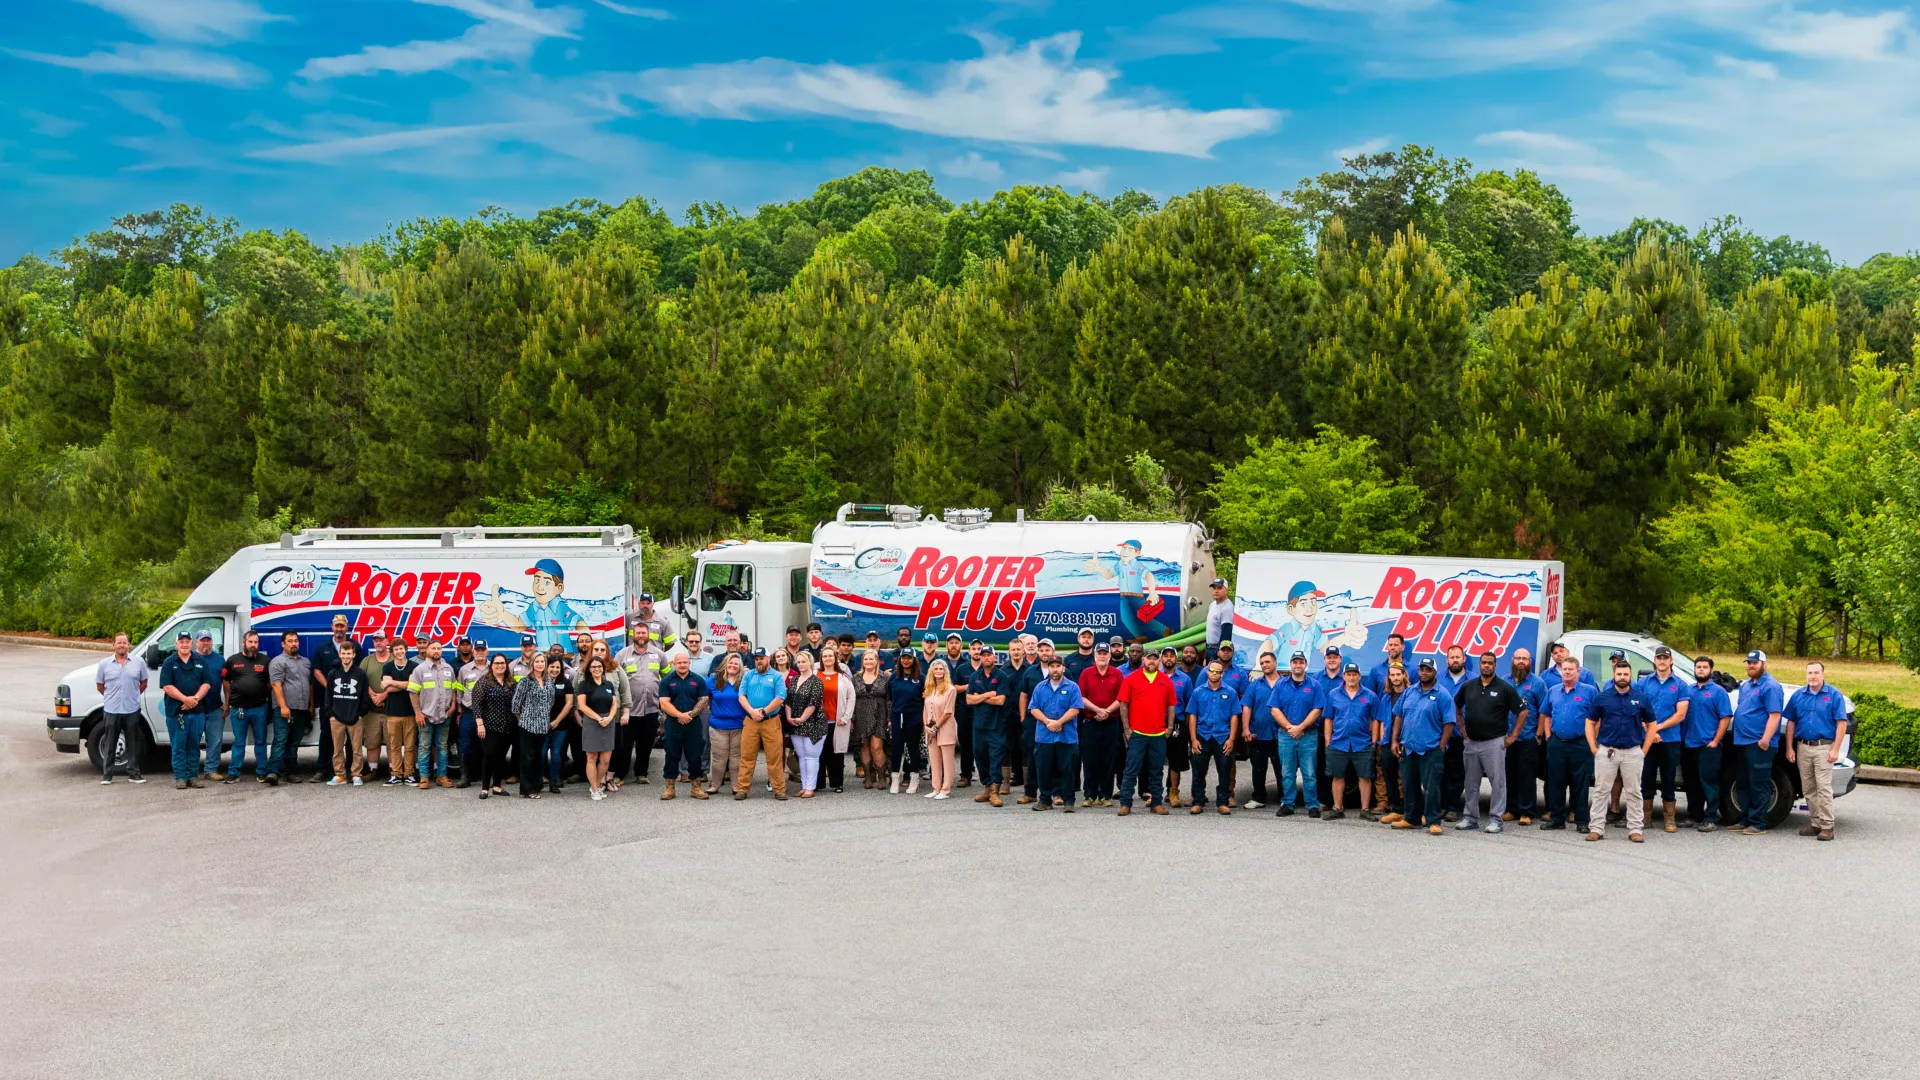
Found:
[94,632,150,784]
[269,630,315,781]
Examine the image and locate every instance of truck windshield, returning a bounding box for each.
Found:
[699,563,753,611]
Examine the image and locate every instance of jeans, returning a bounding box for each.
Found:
[1276,731,1318,808]
[100,711,142,779]
[662,716,706,781]
[973,715,1006,788]
[1682,744,1722,823]
[279,708,313,777]
[1545,737,1593,828]
[199,709,225,775]
[266,708,288,777]
[1036,741,1077,804]
[416,720,451,779]
[1247,737,1279,802]
[1080,720,1120,801]
[457,708,478,768]
[544,728,569,787]
[226,706,270,776]
[1640,740,1680,803]
[1738,743,1774,830]
[167,711,204,782]
[1401,748,1447,827]
[1119,734,1167,808]
[1505,738,1539,817]
[1189,736,1232,807]
[889,710,927,774]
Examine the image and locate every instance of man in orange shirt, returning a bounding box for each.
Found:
[1116,650,1178,816]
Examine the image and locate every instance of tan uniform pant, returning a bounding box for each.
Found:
[385,716,418,777]
[1590,745,1644,835]
[330,720,363,779]
[1795,741,1835,830]
[736,716,788,796]
[708,728,742,789]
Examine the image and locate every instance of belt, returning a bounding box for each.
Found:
[1554,735,1586,743]
[1796,738,1833,746]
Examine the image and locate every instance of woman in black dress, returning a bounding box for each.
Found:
[471,653,516,798]
[578,655,619,801]
[851,649,890,789]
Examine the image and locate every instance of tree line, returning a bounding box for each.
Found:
[2,148,1918,668]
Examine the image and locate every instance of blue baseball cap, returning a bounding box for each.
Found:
[525,558,564,582]
[1120,538,1142,550]
[922,633,937,642]
[1287,581,1325,603]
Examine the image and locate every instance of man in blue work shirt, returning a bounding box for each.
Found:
[1586,658,1656,842]
[1062,628,1098,683]
[1029,655,1084,812]
[1239,651,1283,809]
[1783,660,1848,840]
[1730,650,1784,834]
[1312,647,1345,813]
[737,647,789,801]
[1390,658,1453,835]
[1269,651,1323,817]
[1015,636,1050,805]
[942,633,975,788]
[1215,642,1249,697]
[192,630,226,780]
[1547,641,1599,689]
[158,631,212,789]
[1634,645,1692,834]
[1538,655,1599,832]
[1430,645,1472,820]
[1682,656,1733,831]
[1367,633,1409,696]
[1322,662,1377,821]
[967,650,1012,808]
[1504,647,1547,825]
[1186,661,1240,815]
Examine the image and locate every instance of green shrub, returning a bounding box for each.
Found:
[1851,693,1920,769]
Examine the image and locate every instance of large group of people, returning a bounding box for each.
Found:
[93,585,1850,840]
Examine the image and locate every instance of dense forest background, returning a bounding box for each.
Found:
[4,147,1920,669]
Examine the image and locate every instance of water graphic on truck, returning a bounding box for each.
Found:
[249,557,627,650]
[810,542,1184,641]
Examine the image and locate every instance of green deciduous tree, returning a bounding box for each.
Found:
[1209,426,1426,555]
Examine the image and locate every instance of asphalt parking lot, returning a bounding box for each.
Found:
[5,641,1920,1079]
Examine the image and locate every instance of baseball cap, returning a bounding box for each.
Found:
[1653,645,1672,658]
[922,633,937,642]
[1045,654,1065,665]
[176,630,191,641]
[195,629,213,641]
[1747,649,1767,663]
[785,624,801,634]
[1290,651,1306,661]
[520,634,536,646]
[1160,646,1177,656]
[946,632,962,641]
[1217,641,1235,652]
[1287,580,1325,602]
[1325,646,1342,656]
[1210,577,1228,588]
[1343,662,1360,674]
[331,614,349,628]
[751,647,768,658]
[1039,637,1055,647]
[1121,538,1143,550]
[525,557,564,582]
[865,630,881,639]
[1095,642,1111,653]
[1079,627,1096,636]
[1109,635,1125,646]
[970,638,984,647]
[638,592,654,602]
[1417,657,1436,669]
[805,622,822,632]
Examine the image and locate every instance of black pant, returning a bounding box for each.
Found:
[473,728,512,789]
[1036,742,1076,803]
[1506,737,1540,817]
[278,708,313,778]
[1545,737,1592,828]
[1022,716,1039,797]
[1248,737,1279,802]
[1640,740,1679,803]
[1190,736,1232,807]
[614,713,659,782]
[955,706,974,782]
[1402,748,1446,827]
[1316,738,1332,809]
[518,731,546,796]
[1442,737,1465,813]
[1081,720,1119,800]
[1681,744,1723,823]
[100,710,142,778]
[821,742,845,790]
[565,726,587,780]
[1006,715,1025,784]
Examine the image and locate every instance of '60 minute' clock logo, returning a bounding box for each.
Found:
[256,564,319,600]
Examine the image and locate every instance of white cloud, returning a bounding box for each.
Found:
[249,122,530,162]
[1331,136,1388,161]
[941,150,1003,181]
[1476,129,1594,157]
[622,32,1280,157]
[300,0,580,79]
[19,108,84,137]
[592,0,670,17]
[75,0,285,43]
[1054,165,1110,190]
[104,89,181,128]
[5,43,264,86]
[1755,9,1910,61]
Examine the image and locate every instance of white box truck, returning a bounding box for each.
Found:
[670,504,1215,674]
[49,526,644,769]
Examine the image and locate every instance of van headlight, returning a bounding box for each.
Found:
[55,684,71,718]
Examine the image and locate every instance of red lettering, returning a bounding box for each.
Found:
[929,556,957,587]
[435,607,464,642]
[1461,581,1487,613]
[1475,582,1502,614]
[1414,613,1447,653]
[336,562,372,606]
[418,607,440,641]
[1433,580,1462,612]
[1015,557,1044,589]
[1018,591,1038,626]
[431,573,457,605]
[364,572,391,606]
[917,590,952,630]
[390,573,419,606]
[1390,612,1428,643]
[955,557,983,587]
[964,590,997,631]
[1405,578,1433,609]
[353,607,386,635]
[387,607,411,641]
[1375,567,1416,609]
[1499,582,1528,615]
[979,557,1005,587]
[900,546,941,588]
[993,558,1019,588]
[1471,616,1506,655]
[990,590,1022,630]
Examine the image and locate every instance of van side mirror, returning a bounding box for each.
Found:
[144,645,163,669]
[670,574,685,616]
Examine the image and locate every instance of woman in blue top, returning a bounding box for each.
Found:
[887,653,926,794]
[706,654,747,795]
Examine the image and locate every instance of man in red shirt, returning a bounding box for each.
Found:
[1116,650,1178,816]
[1076,642,1126,807]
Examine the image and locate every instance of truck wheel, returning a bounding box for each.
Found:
[86,718,148,776]
[1720,755,1797,829]
[1765,761,1796,829]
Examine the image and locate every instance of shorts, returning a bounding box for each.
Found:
[1326,747,1375,779]
[362,717,385,750]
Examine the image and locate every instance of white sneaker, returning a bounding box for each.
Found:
[100,778,112,785]
[350,777,363,786]
[933,792,950,800]
[1244,799,1264,810]
[889,771,902,794]
[907,774,921,794]
[129,777,147,784]
[591,790,606,802]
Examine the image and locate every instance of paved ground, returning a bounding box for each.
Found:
[5,642,1918,1079]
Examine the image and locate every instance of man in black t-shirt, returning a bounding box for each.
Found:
[659,652,711,798]
[1452,650,1523,833]
[220,630,275,783]
[381,643,419,785]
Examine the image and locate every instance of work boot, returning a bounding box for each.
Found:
[1818,828,1834,841]
[1663,801,1677,833]
[974,789,994,803]
[988,789,1003,808]
[661,780,676,801]
[690,786,709,800]
[1798,825,1821,836]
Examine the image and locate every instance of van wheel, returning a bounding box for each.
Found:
[1720,753,1796,829]
[87,718,149,776]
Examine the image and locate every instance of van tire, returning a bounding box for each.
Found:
[86,716,149,777]
[1720,754,1796,829]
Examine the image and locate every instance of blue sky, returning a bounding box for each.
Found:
[3,0,1918,263]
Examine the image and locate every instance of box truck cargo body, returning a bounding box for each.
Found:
[1231,551,1565,678]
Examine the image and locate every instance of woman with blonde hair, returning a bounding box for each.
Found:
[851,646,890,789]
[786,650,828,796]
[922,659,958,799]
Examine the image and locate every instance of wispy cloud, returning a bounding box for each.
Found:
[250,121,530,162]
[1755,9,1910,61]
[5,43,265,86]
[941,150,1003,181]
[592,0,670,18]
[19,108,84,137]
[300,0,580,79]
[76,0,285,43]
[1054,165,1110,190]
[1331,136,1388,161]
[621,32,1279,157]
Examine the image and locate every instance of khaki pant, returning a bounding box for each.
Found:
[1590,745,1644,835]
[330,719,364,779]
[385,715,418,778]
[708,728,742,789]
[1796,741,1835,830]
[736,716,788,796]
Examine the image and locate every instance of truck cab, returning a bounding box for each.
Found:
[50,604,241,772]
[670,540,811,675]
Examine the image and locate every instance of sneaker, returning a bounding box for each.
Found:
[1325,809,1345,820]
[1740,826,1766,835]
[1539,821,1565,831]
[1696,821,1718,833]
[385,776,403,786]
[327,775,346,786]
[129,776,147,784]
[350,777,363,786]
[924,790,938,798]
[1278,805,1295,817]
[256,775,269,784]
[590,790,605,802]
[100,777,112,785]
[266,774,279,787]
[221,775,240,785]
[1244,799,1264,810]
[1307,807,1321,819]
[1456,819,1478,831]
[1485,822,1503,834]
